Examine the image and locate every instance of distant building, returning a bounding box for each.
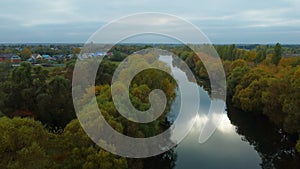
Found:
[0,54,10,62]
[66,54,75,59]
[95,51,107,57]
[41,54,55,61]
[52,54,64,61]
[79,53,95,59]
[31,53,42,60]
[27,53,41,63]
[79,52,110,59]
[0,54,21,65]
[42,54,51,59]
[11,55,21,63]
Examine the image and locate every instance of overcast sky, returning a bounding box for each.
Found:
[0,0,299,44]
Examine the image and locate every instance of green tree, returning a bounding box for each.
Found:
[261,78,286,125]
[229,59,247,72]
[232,68,271,112]
[272,43,282,65]
[228,44,237,60]
[83,148,128,169]
[0,62,11,82]
[0,117,50,169]
[281,67,300,133]
[55,119,127,169]
[44,76,75,127]
[0,63,75,127]
[296,139,300,153]
[227,66,249,97]
[233,78,269,112]
[255,46,267,63]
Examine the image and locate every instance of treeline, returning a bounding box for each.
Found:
[227,58,299,126]
[226,56,300,152]
[108,44,153,61]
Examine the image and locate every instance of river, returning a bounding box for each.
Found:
[157,55,300,169]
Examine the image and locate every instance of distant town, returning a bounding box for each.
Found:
[0,43,299,68]
[0,44,115,67]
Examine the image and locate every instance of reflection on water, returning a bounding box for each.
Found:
[171,92,261,169]
[160,55,261,169]
[168,83,261,169]
[158,54,300,169]
[228,107,300,169]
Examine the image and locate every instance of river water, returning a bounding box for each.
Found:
[158,55,300,169]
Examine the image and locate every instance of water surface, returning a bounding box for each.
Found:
[160,55,261,169]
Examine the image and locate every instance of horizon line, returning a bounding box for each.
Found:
[1,42,300,45]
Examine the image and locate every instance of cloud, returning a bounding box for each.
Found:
[0,0,299,43]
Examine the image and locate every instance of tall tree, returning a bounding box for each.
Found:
[255,46,267,63]
[272,43,282,65]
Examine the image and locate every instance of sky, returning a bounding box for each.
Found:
[0,0,300,44]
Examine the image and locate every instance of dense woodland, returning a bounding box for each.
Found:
[0,44,299,168]
[0,47,177,169]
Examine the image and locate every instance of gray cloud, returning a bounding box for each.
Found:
[0,0,299,43]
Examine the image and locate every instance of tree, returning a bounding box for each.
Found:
[0,117,129,169]
[56,119,127,169]
[247,50,257,62]
[281,67,300,133]
[44,76,75,127]
[0,62,11,82]
[1,62,33,114]
[20,47,32,61]
[0,63,75,128]
[233,78,269,112]
[96,60,117,85]
[227,66,249,97]
[83,148,128,169]
[261,78,286,125]
[228,44,237,60]
[296,139,300,153]
[73,47,81,54]
[229,59,247,72]
[272,43,282,65]
[232,67,271,112]
[255,46,267,63]
[0,117,50,169]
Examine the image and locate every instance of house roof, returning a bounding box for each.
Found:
[42,54,51,58]
[32,53,41,58]
[53,54,64,58]
[95,51,107,56]
[11,55,21,59]
[0,54,20,58]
